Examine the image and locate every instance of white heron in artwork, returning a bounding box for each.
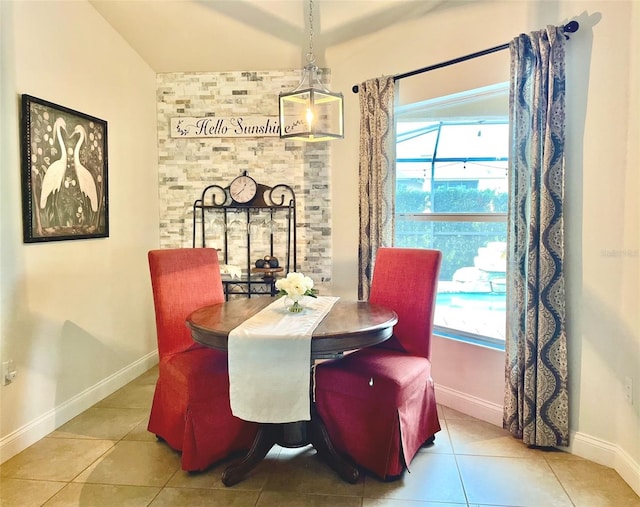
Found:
[71,124,98,212]
[39,117,67,209]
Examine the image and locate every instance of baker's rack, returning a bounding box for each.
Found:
[192,179,296,298]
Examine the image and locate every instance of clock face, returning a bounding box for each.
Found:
[229,175,257,204]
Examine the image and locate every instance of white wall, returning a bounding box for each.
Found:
[0,0,159,461]
[326,0,640,493]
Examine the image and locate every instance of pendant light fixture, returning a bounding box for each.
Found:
[279,0,344,142]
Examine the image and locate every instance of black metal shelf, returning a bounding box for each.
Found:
[192,179,297,299]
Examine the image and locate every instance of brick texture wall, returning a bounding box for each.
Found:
[156,70,332,285]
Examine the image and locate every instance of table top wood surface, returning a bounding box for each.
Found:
[187,297,398,357]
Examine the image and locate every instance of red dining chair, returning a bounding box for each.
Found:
[147,248,257,471]
[314,247,442,480]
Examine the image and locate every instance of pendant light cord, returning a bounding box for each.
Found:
[278,0,344,140]
[307,0,316,65]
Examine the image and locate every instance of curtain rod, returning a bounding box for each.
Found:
[352,20,579,93]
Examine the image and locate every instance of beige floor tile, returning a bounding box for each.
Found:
[364,500,467,507]
[128,365,159,386]
[543,448,588,461]
[122,418,158,442]
[73,440,180,487]
[547,458,640,506]
[165,444,283,491]
[4,361,636,507]
[262,446,365,496]
[457,454,573,506]
[439,406,477,420]
[149,486,259,506]
[417,424,453,455]
[446,419,540,458]
[50,407,149,441]
[0,438,115,481]
[42,483,161,506]
[93,383,155,410]
[167,452,271,491]
[0,477,66,507]
[257,490,362,506]
[364,452,467,504]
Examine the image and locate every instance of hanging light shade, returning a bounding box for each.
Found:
[279,0,344,142]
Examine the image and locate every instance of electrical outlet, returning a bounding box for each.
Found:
[624,376,633,404]
[2,360,17,386]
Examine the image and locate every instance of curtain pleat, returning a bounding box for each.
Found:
[357,76,395,300]
[504,26,569,447]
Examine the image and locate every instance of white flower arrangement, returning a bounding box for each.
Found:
[275,272,318,300]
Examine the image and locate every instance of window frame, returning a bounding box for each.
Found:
[395,117,509,350]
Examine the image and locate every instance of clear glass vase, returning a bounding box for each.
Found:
[288,300,303,313]
[284,296,304,313]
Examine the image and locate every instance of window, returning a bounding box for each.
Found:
[395,84,508,349]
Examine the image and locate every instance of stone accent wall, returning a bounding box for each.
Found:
[156,70,332,284]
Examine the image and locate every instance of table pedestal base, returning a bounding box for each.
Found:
[221,415,360,486]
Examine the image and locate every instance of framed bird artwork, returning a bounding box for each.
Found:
[20,94,109,242]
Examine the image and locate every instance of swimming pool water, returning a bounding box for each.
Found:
[434,291,506,343]
[436,292,506,312]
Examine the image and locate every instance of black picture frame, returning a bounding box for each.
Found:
[20,94,109,243]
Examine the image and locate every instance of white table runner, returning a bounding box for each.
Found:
[228,296,339,423]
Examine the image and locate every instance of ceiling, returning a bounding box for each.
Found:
[89,0,457,73]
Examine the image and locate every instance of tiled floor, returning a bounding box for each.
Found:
[2,365,639,506]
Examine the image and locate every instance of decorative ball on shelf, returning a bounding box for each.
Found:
[263,255,272,262]
[268,257,279,268]
[255,259,267,268]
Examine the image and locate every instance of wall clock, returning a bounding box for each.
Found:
[229,173,257,204]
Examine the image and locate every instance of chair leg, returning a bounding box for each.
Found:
[423,435,436,446]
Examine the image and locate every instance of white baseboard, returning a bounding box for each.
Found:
[0,351,158,465]
[435,384,640,497]
[435,383,503,426]
[565,431,640,497]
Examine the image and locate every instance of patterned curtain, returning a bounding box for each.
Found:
[358,76,395,300]
[504,26,569,447]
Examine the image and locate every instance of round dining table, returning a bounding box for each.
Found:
[187,297,398,486]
